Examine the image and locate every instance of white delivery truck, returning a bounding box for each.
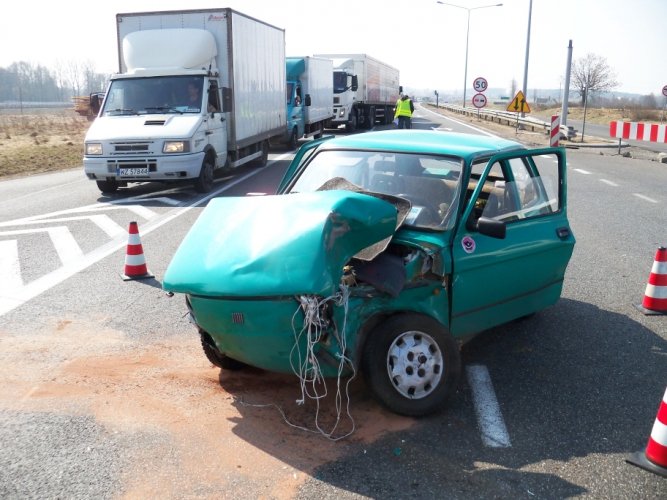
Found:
[283,56,334,149]
[314,54,400,132]
[84,9,286,193]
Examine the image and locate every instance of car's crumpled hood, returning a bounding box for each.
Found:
[162,190,400,297]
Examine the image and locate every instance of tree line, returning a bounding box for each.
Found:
[0,60,109,103]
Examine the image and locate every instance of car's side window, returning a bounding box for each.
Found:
[476,153,560,222]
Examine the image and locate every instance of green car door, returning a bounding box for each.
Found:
[449,148,575,339]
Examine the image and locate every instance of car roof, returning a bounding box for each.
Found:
[320,129,525,161]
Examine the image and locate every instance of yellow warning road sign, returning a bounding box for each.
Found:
[507,91,531,113]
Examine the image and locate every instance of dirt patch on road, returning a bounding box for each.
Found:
[0,318,415,498]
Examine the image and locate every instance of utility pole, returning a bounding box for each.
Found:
[521,0,532,118]
[561,40,573,127]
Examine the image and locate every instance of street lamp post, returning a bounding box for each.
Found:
[436,1,503,108]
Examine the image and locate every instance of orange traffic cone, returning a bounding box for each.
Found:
[636,246,667,315]
[121,221,154,281]
[627,387,667,478]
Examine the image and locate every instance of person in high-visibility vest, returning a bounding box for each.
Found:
[393,94,414,129]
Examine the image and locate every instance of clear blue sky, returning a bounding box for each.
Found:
[1,0,665,96]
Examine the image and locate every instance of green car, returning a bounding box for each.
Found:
[163,129,575,416]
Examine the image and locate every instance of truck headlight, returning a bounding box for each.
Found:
[163,141,190,153]
[85,143,103,155]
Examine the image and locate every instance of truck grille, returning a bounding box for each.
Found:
[112,142,153,155]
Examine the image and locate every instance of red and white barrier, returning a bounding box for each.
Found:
[550,115,560,147]
[610,121,667,143]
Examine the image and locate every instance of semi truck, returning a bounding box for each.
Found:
[314,53,400,132]
[282,57,334,149]
[83,9,286,193]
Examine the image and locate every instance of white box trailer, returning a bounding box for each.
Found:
[83,8,286,193]
[282,56,334,148]
[314,53,400,131]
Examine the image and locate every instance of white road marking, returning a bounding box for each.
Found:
[466,364,512,448]
[419,105,500,138]
[574,168,591,175]
[0,215,126,238]
[0,167,268,317]
[600,179,619,187]
[0,240,22,289]
[0,227,83,265]
[633,193,658,203]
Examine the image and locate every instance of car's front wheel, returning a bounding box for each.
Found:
[199,330,246,371]
[362,314,460,416]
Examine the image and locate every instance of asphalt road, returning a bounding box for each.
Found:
[0,107,665,499]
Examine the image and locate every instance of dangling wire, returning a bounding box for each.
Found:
[239,284,356,441]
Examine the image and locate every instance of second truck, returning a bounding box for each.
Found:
[282,56,334,149]
[315,53,401,132]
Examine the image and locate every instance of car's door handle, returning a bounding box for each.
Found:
[556,227,571,239]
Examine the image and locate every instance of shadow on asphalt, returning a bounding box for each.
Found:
[212,296,664,498]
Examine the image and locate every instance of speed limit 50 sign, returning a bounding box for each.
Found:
[473,77,488,93]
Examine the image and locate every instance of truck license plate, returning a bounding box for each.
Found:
[117,167,149,177]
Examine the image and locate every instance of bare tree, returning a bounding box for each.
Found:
[571,53,619,105]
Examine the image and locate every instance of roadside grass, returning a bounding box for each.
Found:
[0,111,89,179]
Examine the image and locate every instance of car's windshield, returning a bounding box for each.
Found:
[288,150,464,229]
[102,76,205,115]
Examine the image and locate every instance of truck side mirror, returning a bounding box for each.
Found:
[221,87,232,113]
[351,75,358,92]
[89,92,104,115]
[304,94,311,107]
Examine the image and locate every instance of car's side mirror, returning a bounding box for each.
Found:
[467,216,506,239]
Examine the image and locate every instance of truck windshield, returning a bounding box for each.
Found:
[333,71,348,94]
[102,76,206,115]
[288,150,464,230]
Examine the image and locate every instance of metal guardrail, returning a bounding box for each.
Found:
[431,103,578,140]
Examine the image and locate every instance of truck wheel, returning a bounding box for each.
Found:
[253,141,269,167]
[288,127,298,150]
[365,108,376,129]
[362,314,461,417]
[345,114,357,133]
[194,157,215,193]
[313,124,324,139]
[200,330,246,371]
[96,179,118,193]
[385,107,394,125]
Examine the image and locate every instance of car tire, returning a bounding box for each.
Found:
[200,330,246,370]
[362,313,461,417]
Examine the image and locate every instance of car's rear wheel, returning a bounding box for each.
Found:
[362,314,460,416]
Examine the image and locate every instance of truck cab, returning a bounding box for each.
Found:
[83,10,286,194]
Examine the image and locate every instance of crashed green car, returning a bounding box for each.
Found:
[163,129,575,416]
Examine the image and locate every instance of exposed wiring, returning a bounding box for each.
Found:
[235,285,356,441]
